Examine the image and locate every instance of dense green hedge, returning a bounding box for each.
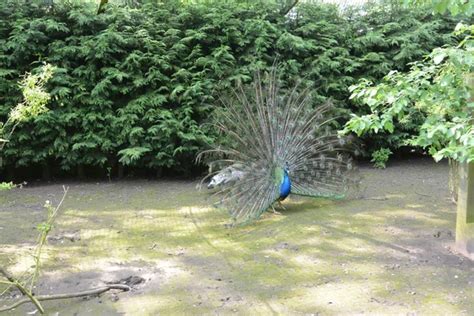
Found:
[0,0,461,178]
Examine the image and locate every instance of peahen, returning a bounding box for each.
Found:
[198,69,358,224]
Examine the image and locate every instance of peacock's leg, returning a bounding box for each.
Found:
[270,204,282,215]
[277,201,287,210]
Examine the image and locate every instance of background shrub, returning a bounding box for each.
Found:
[0,0,463,179]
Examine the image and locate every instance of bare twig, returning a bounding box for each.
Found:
[0,284,130,312]
[361,196,388,201]
[0,267,44,313]
[30,186,69,292]
[0,268,27,296]
[0,268,16,285]
[0,120,19,152]
[414,191,430,197]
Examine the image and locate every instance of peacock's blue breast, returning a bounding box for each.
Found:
[279,173,291,200]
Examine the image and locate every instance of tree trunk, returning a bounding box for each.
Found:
[456,162,474,259]
[455,74,474,259]
[77,165,85,180]
[117,163,124,179]
[6,167,14,182]
[42,163,51,181]
[156,167,163,178]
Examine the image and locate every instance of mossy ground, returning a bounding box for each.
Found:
[0,158,473,315]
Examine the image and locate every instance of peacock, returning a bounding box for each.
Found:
[198,68,358,224]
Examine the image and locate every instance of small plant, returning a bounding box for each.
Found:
[0,186,130,314]
[371,148,392,169]
[0,186,69,314]
[0,182,15,191]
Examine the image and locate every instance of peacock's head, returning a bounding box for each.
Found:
[284,162,290,174]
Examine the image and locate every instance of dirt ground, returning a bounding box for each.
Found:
[0,157,473,315]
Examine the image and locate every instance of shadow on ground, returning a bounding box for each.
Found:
[0,158,473,315]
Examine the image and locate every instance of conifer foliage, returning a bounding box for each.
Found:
[0,0,461,177]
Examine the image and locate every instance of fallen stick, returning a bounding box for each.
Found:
[0,284,130,313]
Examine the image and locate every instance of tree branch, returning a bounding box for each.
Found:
[0,284,130,313]
[0,268,27,296]
[0,268,44,313]
[97,0,109,14]
[280,0,299,16]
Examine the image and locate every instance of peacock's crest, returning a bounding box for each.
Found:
[197,68,359,224]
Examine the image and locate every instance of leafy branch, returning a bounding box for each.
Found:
[0,63,55,154]
[342,23,474,163]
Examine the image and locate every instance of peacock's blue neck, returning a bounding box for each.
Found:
[279,171,291,200]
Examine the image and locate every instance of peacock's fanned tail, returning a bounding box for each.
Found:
[199,69,358,224]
